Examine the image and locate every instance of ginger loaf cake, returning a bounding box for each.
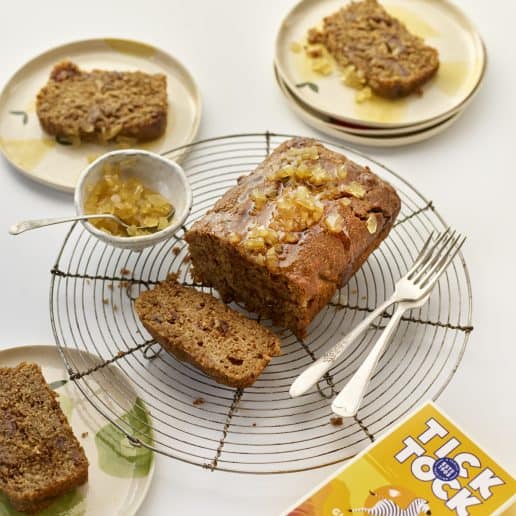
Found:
[308,0,439,98]
[0,363,88,513]
[135,280,281,388]
[185,138,400,338]
[36,61,167,143]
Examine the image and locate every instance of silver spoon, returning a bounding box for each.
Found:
[9,209,175,235]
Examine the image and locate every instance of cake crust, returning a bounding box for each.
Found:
[185,137,401,338]
[0,363,88,513]
[36,61,167,143]
[308,0,439,98]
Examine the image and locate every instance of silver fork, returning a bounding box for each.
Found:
[289,229,466,398]
[331,292,431,417]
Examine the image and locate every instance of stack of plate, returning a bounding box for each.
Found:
[274,0,486,147]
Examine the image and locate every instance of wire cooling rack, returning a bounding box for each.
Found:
[50,132,473,474]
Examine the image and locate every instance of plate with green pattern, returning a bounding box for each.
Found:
[0,344,154,516]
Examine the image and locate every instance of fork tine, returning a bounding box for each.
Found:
[405,231,435,276]
[407,228,450,279]
[413,230,457,283]
[411,229,456,283]
[420,234,466,290]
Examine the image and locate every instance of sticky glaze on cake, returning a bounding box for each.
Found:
[185,138,401,338]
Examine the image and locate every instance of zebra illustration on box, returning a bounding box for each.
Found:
[349,497,431,516]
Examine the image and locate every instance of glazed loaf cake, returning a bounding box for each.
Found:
[308,0,439,98]
[0,363,88,513]
[185,138,401,338]
[36,61,167,143]
[135,280,281,387]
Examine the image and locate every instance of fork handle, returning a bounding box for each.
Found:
[331,305,406,417]
[289,298,393,397]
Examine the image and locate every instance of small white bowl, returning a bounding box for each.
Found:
[74,149,192,250]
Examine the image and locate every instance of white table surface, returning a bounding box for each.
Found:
[1,1,515,514]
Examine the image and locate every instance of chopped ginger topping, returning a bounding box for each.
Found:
[84,161,173,237]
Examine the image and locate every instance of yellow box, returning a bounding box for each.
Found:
[282,402,515,516]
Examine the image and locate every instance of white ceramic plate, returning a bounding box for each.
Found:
[275,0,486,128]
[274,63,475,138]
[276,66,463,147]
[0,38,202,192]
[0,344,155,516]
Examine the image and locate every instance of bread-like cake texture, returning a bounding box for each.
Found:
[135,280,281,388]
[185,138,401,339]
[0,363,88,513]
[308,0,439,98]
[36,60,167,143]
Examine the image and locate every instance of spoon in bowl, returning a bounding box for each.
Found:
[9,208,175,235]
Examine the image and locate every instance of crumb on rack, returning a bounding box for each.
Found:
[113,304,118,312]
[183,255,191,264]
[172,246,181,256]
[167,272,179,282]
[330,416,343,427]
[107,284,113,290]
[102,299,109,305]
[120,280,129,289]
[81,431,89,438]
[117,351,124,358]
[193,397,205,406]
[252,422,257,427]
[120,268,131,276]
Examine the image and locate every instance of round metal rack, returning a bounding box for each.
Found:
[50,132,473,474]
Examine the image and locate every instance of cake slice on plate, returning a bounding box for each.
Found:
[36,60,167,143]
[0,362,88,513]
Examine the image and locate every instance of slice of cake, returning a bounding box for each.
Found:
[36,60,167,143]
[135,280,281,387]
[0,363,88,513]
[308,0,439,98]
[185,137,401,338]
